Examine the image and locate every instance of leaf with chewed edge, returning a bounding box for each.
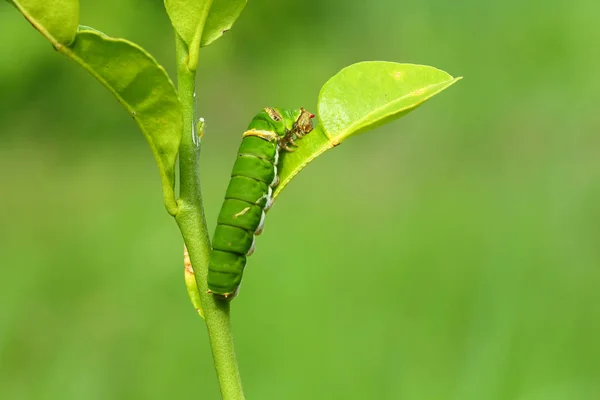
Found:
[274,62,461,200]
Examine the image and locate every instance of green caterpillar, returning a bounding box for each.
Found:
[207,107,315,299]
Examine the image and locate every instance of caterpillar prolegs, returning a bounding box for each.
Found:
[207,107,315,298]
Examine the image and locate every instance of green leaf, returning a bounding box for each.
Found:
[184,246,204,319]
[201,0,247,47]
[274,62,461,199]
[66,27,182,214]
[319,62,462,143]
[8,2,182,213]
[164,0,246,69]
[164,0,212,51]
[8,0,79,46]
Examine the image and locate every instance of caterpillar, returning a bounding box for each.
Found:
[207,107,315,299]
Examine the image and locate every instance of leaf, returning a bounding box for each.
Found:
[164,0,212,50]
[7,3,182,213]
[274,62,461,199]
[184,245,204,318]
[67,27,182,214]
[8,0,79,46]
[319,62,462,143]
[201,0,246,47]
[164,0,246,69]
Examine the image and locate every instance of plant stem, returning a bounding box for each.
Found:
[173,34,245,400]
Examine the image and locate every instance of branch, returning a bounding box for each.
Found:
[173,33,245,400]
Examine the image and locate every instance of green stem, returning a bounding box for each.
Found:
[173,34,245,400]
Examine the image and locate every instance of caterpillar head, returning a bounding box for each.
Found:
[262,107,313,135]
[276,107,314,134]
[294,107,315,136]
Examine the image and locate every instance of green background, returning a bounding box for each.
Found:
[1,0,599,399]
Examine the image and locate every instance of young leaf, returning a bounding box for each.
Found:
[8,0,79,46]
[274,62,461,199]
[68,27,183,214]
[184,246,204,318]
[164,0,212,51]
[164,0,246,69]
[201,0,246,47]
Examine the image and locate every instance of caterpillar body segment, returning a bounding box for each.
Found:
[207,107,314,299]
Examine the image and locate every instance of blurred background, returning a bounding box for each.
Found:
[1,0,599,399]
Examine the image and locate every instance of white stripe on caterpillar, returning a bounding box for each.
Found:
[255,211,266,235]
[264,195,274,212]
[255,186,273,206]
[246,236,256,256]
[271,165,279,187]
